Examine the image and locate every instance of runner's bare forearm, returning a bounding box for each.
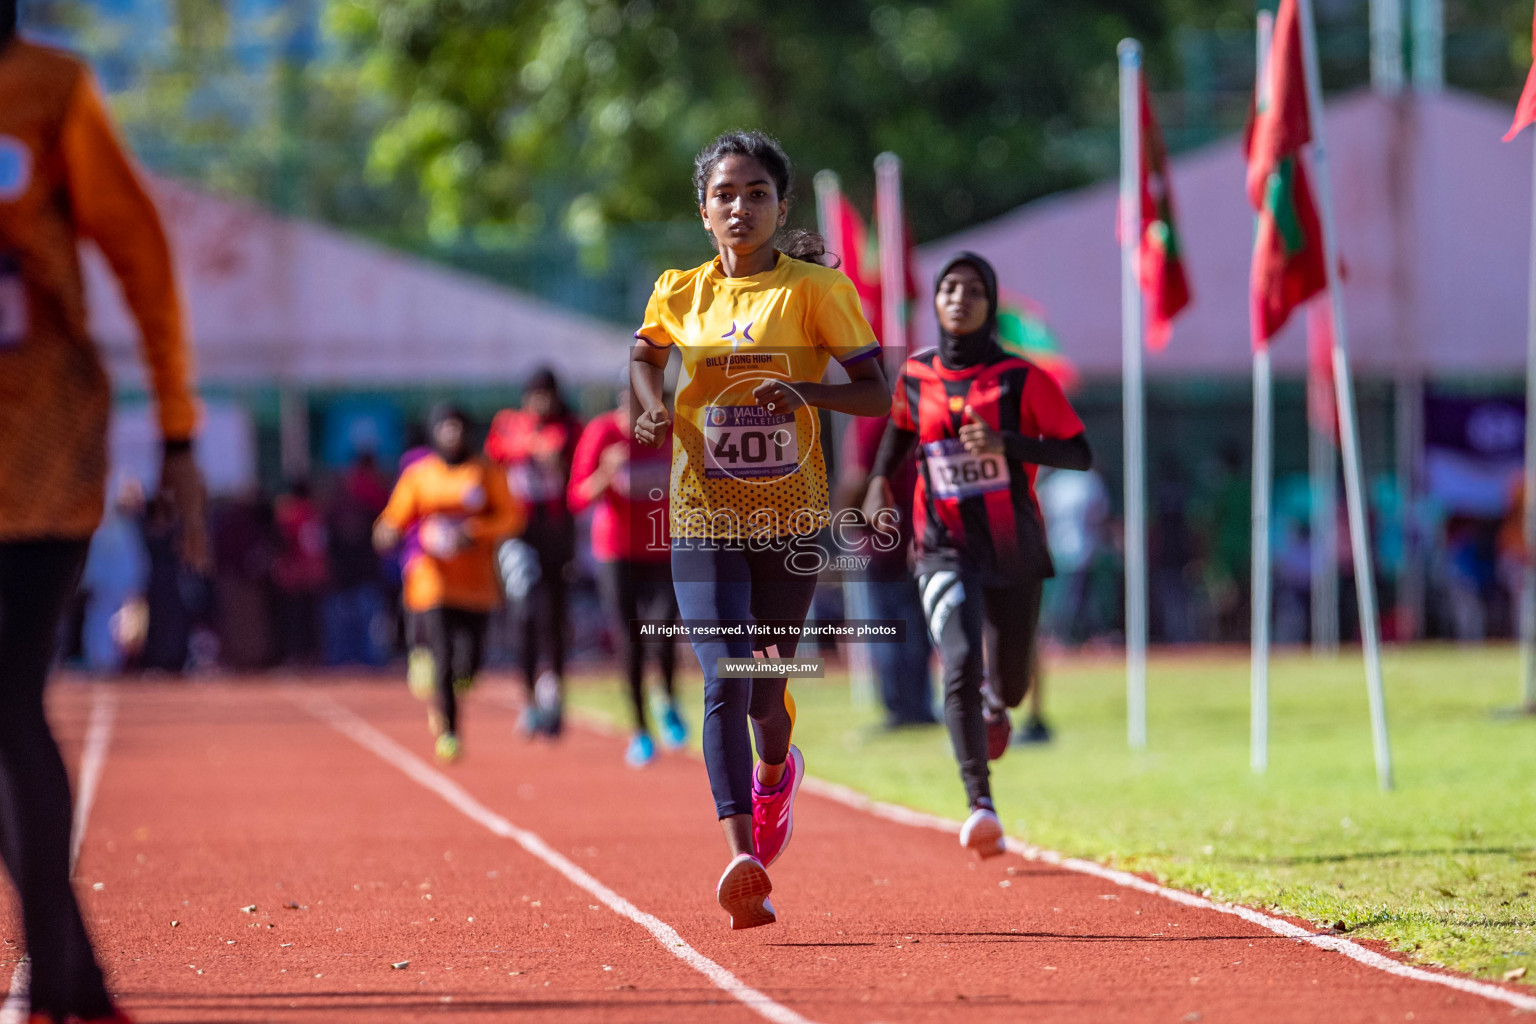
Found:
[870,424,918,482]
[630,344,668,415]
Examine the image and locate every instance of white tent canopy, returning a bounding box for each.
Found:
[914,89,1530,377]
[87,179,634,389]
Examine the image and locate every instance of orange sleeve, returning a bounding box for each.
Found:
[61,72,197,441]
[377,467,421,532]
[463,460,525,543]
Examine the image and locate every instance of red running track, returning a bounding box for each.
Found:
[1,676,1531,1024]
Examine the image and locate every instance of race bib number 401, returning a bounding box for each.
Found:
[923,438,1009,500]
[702,405,798,480]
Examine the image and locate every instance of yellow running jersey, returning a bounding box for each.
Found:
[636,252,880,541]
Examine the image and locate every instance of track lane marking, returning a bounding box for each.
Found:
[369,684,1536,1014]
[1,685,119,1024]
[71,687,118,870]
[799,776,1536,1014]
[298,692,820,1024]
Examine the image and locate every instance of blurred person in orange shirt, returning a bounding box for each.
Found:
[485,367,582,737]
[0,9,205,1022]
[375,404,524,763]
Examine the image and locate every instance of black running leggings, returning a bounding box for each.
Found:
[920,570,1044,807]
[0,539,113,1020]
[672,537,818,819]
[596,559,677,733]
[515,547,569,697]
[421,606,488,736]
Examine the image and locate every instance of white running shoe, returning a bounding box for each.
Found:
[960,805,1006,859]
[715,853,776,930]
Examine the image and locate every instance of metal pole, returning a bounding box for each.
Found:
[1251,11,1275,774]
[1411,0,1444,94]
[1394,369,1422,641]
[815,170,875,709]
[1298,0,1396,790]
[814,171,843,271]
[874,153,907,365]
[1119,39,1148,750]
[1252,346,1273,773]
[1521,130,1536,712]
[1369,0,1405,96]
[1311,408,1341,652]
[278,384,310,482]
[1310,305,1340,654]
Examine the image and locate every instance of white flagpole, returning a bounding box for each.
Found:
[1521,130,1536,713]
[875,153,907,368]
[815,171,843,271]
[1251,11,1275,775]
[816,170,875,710]
[1297,0,1395,790]
[1310,346,1341,655]
[1119,39,1148,750]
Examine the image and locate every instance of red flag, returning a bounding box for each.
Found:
[1137,77,1192,351]
[1247,0,1327,348]
[829,192,919,346]
[1506,4,1536,141]
[830,194,882,332]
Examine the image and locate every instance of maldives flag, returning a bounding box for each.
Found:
[1506,3,1536,141]
[1138,77,1191,351]
[998,291,1079,392]
[829,193,883,331]
[828,192,919,347]
[1246,0,1327,348]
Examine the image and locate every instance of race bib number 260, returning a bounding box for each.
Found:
[923,437,1009,500]
[702,405,798,480]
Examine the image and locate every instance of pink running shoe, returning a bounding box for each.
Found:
[716,853,776,929]
[751,744,804,868]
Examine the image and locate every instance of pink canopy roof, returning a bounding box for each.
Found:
[86,179,633,388]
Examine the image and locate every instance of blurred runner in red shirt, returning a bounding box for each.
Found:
[569,370,686,768]
[485,367,581,736]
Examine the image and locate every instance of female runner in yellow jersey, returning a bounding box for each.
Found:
[630,131,890,929]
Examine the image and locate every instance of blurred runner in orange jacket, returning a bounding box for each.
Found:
[376,404,524,762]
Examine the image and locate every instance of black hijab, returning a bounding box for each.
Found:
[935,252,1005,371]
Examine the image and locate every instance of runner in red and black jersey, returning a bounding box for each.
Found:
[862,252,1091,858]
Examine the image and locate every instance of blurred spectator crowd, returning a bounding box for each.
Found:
[63,426,1534,677]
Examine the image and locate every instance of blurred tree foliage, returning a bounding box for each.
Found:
[330,0,1181,252]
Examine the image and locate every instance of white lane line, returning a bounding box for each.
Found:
[71,687,118,871]
[298,693,820,1024]
[800,777,1536,1014]
[1,685,119,1024]
[490,688,1536,1013]
[0,962,26,1024]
